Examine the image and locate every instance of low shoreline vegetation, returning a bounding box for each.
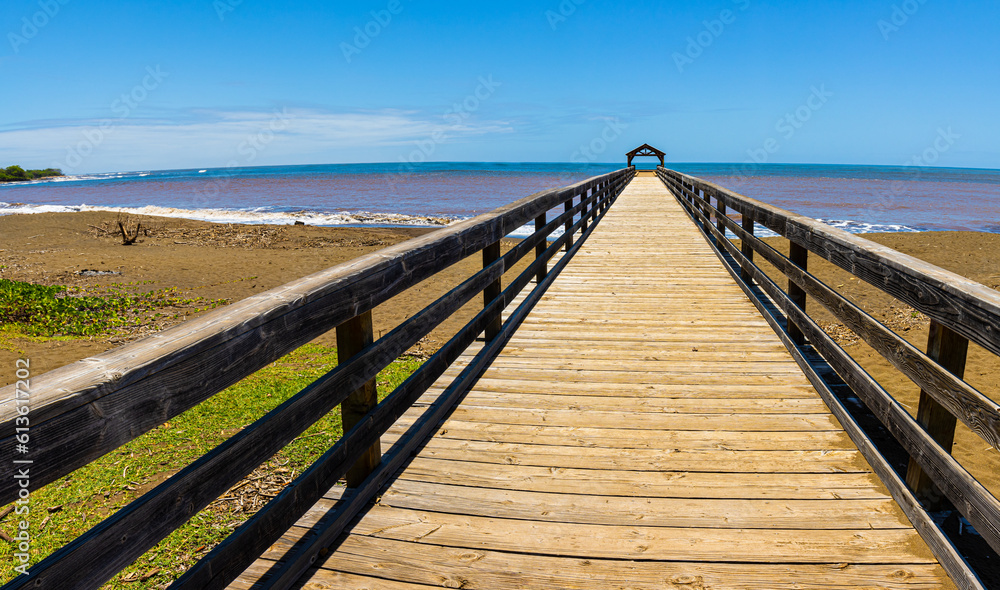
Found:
[0,278,226,338]
[0,165,63,183]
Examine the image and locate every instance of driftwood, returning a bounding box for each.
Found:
[116,214,142,245]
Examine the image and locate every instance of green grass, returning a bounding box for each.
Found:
[0,343,423,588]
[0,279,226,337]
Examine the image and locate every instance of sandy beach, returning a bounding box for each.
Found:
[2,212,998,494]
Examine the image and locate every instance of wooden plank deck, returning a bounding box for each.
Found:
[233,176,957,589]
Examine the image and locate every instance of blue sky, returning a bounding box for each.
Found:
[2,0,998,173]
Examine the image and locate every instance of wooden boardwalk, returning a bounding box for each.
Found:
[236,176,956,589]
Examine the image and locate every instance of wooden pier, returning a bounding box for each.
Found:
[3,162,998,589]
[233,176,955,589]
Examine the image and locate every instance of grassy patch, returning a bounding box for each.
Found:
[0,279,227,337]
[0,343,423,588]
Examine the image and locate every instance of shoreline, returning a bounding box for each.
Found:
[0,203,461,229]
[4,201,998,236]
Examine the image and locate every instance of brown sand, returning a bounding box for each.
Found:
[1,212,998,497]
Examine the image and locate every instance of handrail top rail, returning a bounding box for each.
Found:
[0,169,630,427]
[660,167,1000,358]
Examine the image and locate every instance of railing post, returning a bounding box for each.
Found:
[483,241,502,341]
[717,200,727,240]
[740,211,755,283]
[336,311,380,487]
[564,198,573,252]
[581,190,589,231]
[700,189,711,233]
[695,187,709,232]
[788,242,808,345]
[905,320,969,509]
[535,212,547,283]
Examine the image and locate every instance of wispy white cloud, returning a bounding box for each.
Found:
[0,107,513,173]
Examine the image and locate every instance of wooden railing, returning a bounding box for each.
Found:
[0,167,634,589]
[658,166,999,590]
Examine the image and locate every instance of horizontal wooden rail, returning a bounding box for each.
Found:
[1,168,633,590]
[657,167,995,588]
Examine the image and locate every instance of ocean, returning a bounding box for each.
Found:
[2,163,998,235]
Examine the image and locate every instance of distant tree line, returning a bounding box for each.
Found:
[0,165,64,183]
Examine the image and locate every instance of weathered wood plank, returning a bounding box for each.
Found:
[378,479,909,528]
[398,457,890,499]
[437,406,843,431]
[309,535,957,590]
[409,437,871,473]
[426,391,831,414]
[397,420,858,450]
[350,506,938,563]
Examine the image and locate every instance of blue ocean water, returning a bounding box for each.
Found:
[1,162,998,234]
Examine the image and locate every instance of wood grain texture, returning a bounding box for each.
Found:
[286,534,956,590]
[336,311,380,487]
[906,321,969,509]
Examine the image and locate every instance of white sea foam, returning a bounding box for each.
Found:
[716,218,920,240]
[0,202,459,227]
[0,201,920,237]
